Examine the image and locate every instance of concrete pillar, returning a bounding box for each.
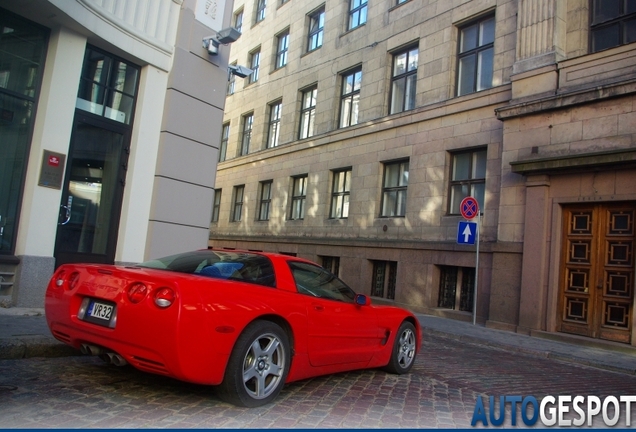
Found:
[517,175,551,333]
[13,27,86,307]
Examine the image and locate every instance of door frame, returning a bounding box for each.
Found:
[53,111,130,268]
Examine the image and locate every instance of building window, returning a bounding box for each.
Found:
[371,261,397,300]
[307,7,325,52]
[219,123,229,162]
[258,181,273,221]
[457,15,495,96]
[234,9,244,33]
[276,30,290,69]
[381,160,409,217]
[340,68,362,128]
[290,175,308,220]
[321,256,340,276]
[590,0,636,52]
[348,0,367,30]
[330,168,351,219]
[438,266,475,312]
[77,47,140,125]
[299,86,317,139]
[211,189,222,222]
[267,100,282,148]
[256,0,266,23]
[240,113,253,156]
[249,49,260,84]
[232,185,245,222]
[449,148,486,215]
[390,46,418,114]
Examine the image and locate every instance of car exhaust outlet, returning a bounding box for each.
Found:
[107,352,128,366]
[80,344,104,356]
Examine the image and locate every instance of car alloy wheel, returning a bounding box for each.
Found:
[383,321,417,374]
[218,320,290,407]
[396,324,416,369]
[242,332,285,400]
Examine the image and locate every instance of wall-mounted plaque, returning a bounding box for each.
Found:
[38,150,66,189]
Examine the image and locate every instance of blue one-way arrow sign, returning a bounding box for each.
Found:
[457,221,477,245]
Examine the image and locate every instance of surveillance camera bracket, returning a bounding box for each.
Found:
[202,27,242,55]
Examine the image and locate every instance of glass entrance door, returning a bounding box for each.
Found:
[54,114,129,267]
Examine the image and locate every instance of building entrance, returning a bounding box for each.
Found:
[559,203,635,343]
[53,114,129,267]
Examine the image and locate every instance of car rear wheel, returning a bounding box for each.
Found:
[383,321,416,374]
[218,320,290,407]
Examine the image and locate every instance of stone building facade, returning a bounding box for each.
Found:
[0,0,234,307]
[210,0,636,346]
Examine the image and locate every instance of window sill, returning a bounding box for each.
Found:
[389,0,412,13]
[340,23,366,38]
[301,48,322,58]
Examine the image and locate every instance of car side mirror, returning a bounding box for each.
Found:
[355,294,371,306]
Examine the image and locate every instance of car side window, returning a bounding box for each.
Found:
[289,261,356,302]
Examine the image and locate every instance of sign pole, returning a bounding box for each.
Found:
[459,196,480,325]
[473,212,481,326]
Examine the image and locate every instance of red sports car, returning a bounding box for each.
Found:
[45,249,420,407]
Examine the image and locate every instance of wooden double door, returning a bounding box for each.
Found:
[559,203,635,343]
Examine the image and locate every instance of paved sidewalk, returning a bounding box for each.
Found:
[1,307,635,375]
[0,307,78,359]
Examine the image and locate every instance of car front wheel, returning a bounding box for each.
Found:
[218,320,290,407]
[383,321,417,374]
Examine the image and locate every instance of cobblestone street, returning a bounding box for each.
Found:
[1,334,635,428]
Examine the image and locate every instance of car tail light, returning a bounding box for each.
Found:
[55,270,66,288]
[55,270,80,291]
[127,282,148,304]
[67,272,80,291]
[154,287,175,308]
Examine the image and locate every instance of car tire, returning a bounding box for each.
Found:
[218,320,290,407]
[383,321,417,374]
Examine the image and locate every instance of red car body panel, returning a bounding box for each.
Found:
[45,251,421,386]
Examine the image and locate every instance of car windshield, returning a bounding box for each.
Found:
[289,261,356,302]
[138,250,276,287]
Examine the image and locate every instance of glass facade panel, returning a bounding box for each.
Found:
[76,47,139,124]
[0,12,48,253]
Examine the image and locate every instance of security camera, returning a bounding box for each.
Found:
[202,36,219,55]
[202,27,242,55]
[228,64,253,78]
[216,27,242,44]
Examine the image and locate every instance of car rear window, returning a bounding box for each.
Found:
[139,250,276,287]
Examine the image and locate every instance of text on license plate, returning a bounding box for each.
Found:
[88,301,113,321]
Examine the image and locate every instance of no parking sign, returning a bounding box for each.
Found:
[460,196,479,220]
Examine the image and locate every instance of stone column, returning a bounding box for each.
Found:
[511,0,565,100]
[517,175,551,333]
[516,0,566,73]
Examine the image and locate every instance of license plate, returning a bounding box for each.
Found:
[88,301,114,321]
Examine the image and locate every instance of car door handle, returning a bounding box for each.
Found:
[312,304,324,311]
